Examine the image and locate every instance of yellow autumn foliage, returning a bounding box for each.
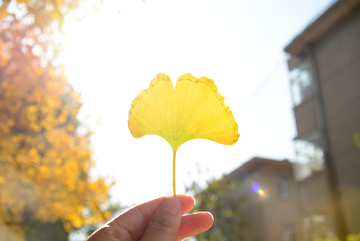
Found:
[0,221,25,241]
[0,59,113,231]
[0,0,111,238]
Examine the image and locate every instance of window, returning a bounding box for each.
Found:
[294,133,325,180]
[290,61,313,106]
[278,176,291,198]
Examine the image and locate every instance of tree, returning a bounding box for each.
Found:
[0,0,112,240]
[186,176,247,241]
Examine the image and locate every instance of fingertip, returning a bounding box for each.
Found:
[185,195,196,207]
[161,195,181,215]
[198,211,214,228]
[191,195,196,206]
[206,211,214,222]
[176,212,214,240]
[177,195,195,215]
[177,194,195,203]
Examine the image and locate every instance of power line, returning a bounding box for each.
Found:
[237,58,286,112]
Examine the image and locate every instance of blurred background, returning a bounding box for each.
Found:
[0,0,359,240]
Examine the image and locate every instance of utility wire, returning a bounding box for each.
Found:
[237,58,286,112]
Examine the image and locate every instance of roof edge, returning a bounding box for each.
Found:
[284,0,360,55]
[226,157,291,181]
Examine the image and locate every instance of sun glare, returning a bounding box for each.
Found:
[61,0,249,205]
[59,0,297,206]
[63,0,191,88]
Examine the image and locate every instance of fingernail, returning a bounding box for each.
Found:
[160,196,181,215]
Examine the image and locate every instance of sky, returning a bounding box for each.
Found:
[63,0,335,206]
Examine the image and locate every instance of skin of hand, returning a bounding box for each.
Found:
[86,195,213,241]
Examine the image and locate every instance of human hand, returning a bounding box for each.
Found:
[86,195,213,241]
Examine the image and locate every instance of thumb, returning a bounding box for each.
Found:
[141,196,182,241]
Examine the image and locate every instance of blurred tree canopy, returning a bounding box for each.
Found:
[186,176,247,241]
[0,0,113,240]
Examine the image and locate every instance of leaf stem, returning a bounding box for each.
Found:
[173,149,177,196]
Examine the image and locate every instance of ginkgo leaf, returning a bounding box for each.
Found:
[128,73,239,150]
[128,73,239,195]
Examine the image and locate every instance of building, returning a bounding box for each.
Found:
[284,0,360,240]
[227,157,300,241]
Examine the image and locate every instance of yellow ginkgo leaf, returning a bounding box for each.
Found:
[128,73,239,195]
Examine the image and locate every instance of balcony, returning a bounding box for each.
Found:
[294,136,325,181]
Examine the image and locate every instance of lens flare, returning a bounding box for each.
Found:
[250,182,265,197]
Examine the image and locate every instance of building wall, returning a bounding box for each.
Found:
[232,182,263,241]
[313,6,360,234]
[228,159,300,241]
[259,162,300,241]
[293,97,318,138]
[298,170,331,214]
